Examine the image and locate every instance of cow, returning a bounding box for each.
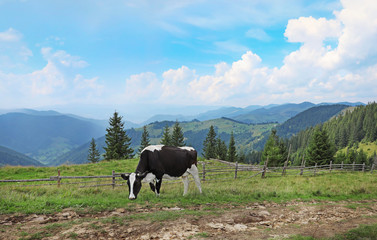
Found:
[121,145,202,200]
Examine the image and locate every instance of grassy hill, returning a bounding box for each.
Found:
[53,118,276,166]
[0,145,44,167]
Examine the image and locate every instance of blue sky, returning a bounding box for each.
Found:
[0,0,376,122]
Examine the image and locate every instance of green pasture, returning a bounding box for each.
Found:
[1,159,377,215]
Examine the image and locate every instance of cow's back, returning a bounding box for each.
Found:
[137,146,197,178]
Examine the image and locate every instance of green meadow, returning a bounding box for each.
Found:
[1,159,377,215]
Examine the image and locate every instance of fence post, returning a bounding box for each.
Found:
[57,169,61,188]
[371,163,375,173]
[314,163,317,176]
[300,155,305,176]
[329,161,332,173]
[202,162,206,181]
[362,163,365,172]
[234,161,238,179]
[282,161,288,176]
[262,157,269,178]
[112,170,115,189]
[341,161,344,170]
[353,161,355,171]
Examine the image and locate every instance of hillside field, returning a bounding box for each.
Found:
[1,159,377,239]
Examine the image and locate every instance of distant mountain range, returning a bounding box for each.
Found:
[141,101,364,125]
[0,102,365,166]
[0,112,106,165]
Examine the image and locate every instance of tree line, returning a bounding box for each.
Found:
[262,102,377,167]
[88,102,377,166]
[87,111,187,163]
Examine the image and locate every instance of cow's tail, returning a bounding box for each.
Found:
[192,150,198,166]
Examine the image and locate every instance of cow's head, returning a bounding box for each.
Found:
[121,172,147,200]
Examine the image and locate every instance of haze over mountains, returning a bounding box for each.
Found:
[0,102,364,167]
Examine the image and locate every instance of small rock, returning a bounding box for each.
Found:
[233,224,247,231]
[116,208,126,213]
[31,216,45,223]
[259,210,271,216]
[207,222,224,229]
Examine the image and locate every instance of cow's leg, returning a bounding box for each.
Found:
[155,177,162,197]
[182,175,189,196]
[187,164,202,194]
[149,182,156,192]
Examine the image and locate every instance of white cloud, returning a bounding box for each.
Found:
[121,0,377,107]
[0,28,22,42]
[0,28,33,69]
[0,47,101,108]
[41,47,88,68]
[245,28,271,41]
[161,66,196,100]
[125,72,161,101]
[285,16,341,47]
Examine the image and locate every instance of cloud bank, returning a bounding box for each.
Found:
[0,0,376,114]
[124,0,377,106]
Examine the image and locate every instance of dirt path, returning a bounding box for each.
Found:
[1,199,377,239]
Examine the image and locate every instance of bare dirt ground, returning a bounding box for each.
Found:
[1,199,377,240]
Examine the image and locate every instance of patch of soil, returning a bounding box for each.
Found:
[1,200,377,239]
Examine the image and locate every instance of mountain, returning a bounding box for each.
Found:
[0,112,106,165]
[53,118,277,165]
[141,102,364,125]
[0,145,44,167]
[276,105,349,138]
[233,102,316,124]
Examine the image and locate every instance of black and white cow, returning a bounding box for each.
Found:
[121,145,202,200]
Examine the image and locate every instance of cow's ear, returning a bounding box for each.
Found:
[121,173,130,180]
[136,172,148,179]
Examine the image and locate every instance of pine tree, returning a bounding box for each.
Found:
[160,124,171,146]
[262,129,287,166]
[202,125,217,159]
[103,111,134,160]
[227,131,237,162]
[138,125,150,154]
[88,138,100,163]
[306,127,335,165]
[171,120,185,147]
[216,137,228,160]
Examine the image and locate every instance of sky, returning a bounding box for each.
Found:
[0,0,376,122]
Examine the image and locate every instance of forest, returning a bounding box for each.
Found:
[263,103,377,167]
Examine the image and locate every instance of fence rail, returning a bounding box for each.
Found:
[0,160,375,188]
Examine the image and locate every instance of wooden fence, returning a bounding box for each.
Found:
[0,160,375,188]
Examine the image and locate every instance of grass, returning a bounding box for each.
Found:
[1,159,377,214]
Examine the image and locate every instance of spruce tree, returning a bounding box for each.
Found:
[216,137,228,160]
[171,120,185,147]
[262,129,287,166]
[227,131,237,162]
[203,125,217,159]
[138,125,150,154]
[306,127,335,165]
[88,138,100,163]
[160,124,171,146]
[103,111,134,160]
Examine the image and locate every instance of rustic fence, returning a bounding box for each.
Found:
[0,160,375,188]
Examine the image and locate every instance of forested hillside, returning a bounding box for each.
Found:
[287,103,377,165]
[55,118,276,165]
[276,105,349,138]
